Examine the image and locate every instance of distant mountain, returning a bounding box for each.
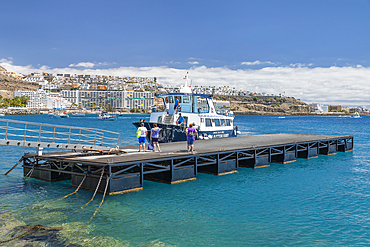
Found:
[214,95,314,115]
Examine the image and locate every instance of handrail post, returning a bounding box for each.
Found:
[117,134,120,147]
[5,121,8,140]
[94,130,97,146]
[68,127,71,144]
[38,124,42,142]
[78,129,81,144]
[53,126,56,143]
[23,124,27,142]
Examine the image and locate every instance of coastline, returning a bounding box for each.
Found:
[233,111,362,116]
[0,108,362,116]
[0,109,151,115]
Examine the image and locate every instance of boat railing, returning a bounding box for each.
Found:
[0,119,120,150]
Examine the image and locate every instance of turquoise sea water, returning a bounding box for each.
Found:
[0,114,369,246]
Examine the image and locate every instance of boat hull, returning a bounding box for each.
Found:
[133,122,237,143]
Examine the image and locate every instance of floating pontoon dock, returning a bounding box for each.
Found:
[20,133,353,195]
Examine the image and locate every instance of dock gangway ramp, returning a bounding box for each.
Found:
[0,119,120,151]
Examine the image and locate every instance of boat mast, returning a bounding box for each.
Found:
[180,72,192,93]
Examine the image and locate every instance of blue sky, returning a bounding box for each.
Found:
[1,0,370,106]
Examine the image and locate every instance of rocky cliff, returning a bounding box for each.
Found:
[214,95,313,115]
[0,75,39,98]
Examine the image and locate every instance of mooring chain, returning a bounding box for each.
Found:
[0,169,108,244]
[23,165,35,181]
[88,175,110,223]
[80,167,105,209]
[56,173,87,201]
[4,158,23,175]
[50,168,106,226]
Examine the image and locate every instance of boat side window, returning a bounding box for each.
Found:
[205,118,212,127]
[220,119,225,126]
[183,96,190,103]
[177,96,182,103]
[197,97,209,113]
[200,118,204,123]
[169,96,174,103]
[214,119,221,127]
[225,119,231,126]
[158,116,162,123]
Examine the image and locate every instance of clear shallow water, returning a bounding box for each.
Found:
[0,114,369,246]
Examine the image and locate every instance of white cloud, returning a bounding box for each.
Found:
[1,58,370,107]
[289,63,314,68]
[69,62,96,68]
[188,61,199,65]
[241,60,277,66]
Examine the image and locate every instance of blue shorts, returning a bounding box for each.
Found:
[187,137,194,145]
[139,137,146,144]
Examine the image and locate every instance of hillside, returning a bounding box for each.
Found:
[214,95,313,115]
[0,74,39,98]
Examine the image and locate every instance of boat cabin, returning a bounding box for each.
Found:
[158,93,217,115]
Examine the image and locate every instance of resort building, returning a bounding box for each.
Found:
[61,90,154,110]
[14,89,71,109]
[309,103,329,114]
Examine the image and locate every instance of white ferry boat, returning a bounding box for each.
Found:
[70,112,85,117]
[49,112,69,118]
[133,74,238,143]
[97,112,115,121]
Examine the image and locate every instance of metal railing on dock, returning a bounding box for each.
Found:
[0,119,120,150]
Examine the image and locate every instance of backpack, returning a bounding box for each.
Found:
[188,128,194,137]
[136,129,141,138]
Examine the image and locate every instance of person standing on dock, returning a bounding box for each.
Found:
[186,123,198,153]
[137,122,148,152]
[150,123,161,152]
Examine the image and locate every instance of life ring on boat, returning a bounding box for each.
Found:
[165,97,169,103]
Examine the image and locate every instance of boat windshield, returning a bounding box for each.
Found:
[161,94,210,114]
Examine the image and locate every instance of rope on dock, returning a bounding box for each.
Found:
[4,158,23,175]
[0,224,62,244]
[87,175,110,223]
[56,173,87,201]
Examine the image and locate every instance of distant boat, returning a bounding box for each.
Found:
[49,112,69,118]
[278,116,285,119]
[353,112,361,118]
[71,112,85,117]
[0,113,5,118]
[97,112,115,121]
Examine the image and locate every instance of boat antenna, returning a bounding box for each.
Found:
[183,71,189,87]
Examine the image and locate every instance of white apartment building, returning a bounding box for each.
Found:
[23,74,47,83]
[309,103,329,114]
[61,90,154,110]
[39,81,61,90]
[14,89,71,109]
